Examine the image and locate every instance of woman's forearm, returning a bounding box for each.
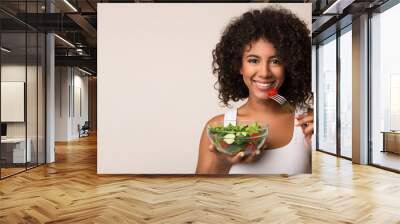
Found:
[197,159,231,174]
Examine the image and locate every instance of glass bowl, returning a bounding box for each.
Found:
[207,120,268,155]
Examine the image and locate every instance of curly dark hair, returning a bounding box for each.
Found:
[212,6,312,108]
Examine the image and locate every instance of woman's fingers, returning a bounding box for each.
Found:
[208,144,243,163]
[241,149,261,163]
[296,111,314,140]
[208,144,261,164]
[208,144,216,152]
[304,133,312,146]
[303,124,314,136]
[296,115,313,127]
[230,151,245,164]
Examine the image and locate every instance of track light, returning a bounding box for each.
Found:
[322,0,355,15]
[63,0,78,12]
[54,34,75,48]
[1,47,11,53]
[78,67,93,76]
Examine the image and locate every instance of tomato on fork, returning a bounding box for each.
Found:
[266,88,278,97]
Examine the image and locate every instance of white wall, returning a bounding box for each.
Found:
[55,67,69,141]
[55,67,89,141]
[98,3,311,174]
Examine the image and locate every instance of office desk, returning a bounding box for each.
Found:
[381,131,400,154]
[1,138,32,163]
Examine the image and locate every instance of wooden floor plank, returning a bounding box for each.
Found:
[0,135,400,223]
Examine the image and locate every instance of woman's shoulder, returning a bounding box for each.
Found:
[205,106,238,125]
[205,114,225,126]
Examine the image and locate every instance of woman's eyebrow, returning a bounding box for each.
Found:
[245,54,279,59]
[246,54,260,58]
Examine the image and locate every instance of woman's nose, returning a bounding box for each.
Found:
[259,63,272,78]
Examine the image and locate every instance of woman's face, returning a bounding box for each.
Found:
[240,38,285,101]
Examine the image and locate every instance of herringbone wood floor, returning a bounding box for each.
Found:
[1,135,400,224]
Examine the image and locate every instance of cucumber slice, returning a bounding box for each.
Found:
[223,133,235,144]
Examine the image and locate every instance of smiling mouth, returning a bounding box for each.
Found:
[252,80,276,90]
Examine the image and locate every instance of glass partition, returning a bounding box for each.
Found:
[0,1,46,179]
[317,35,337,155]
[0,31,28,177]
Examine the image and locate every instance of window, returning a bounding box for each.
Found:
[339,26,352,158]
[317,35,337,155]
[371,2,400,171]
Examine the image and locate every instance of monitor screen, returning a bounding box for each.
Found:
[1,123,7,137]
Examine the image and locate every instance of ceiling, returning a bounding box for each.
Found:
[0,0,392,75]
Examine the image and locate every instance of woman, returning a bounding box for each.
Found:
[196,6,313,174]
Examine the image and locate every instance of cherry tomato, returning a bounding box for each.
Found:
[267,88,278,97]
[219,140,229,148]
[250,133,258,141]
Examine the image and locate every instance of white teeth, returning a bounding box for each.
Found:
[257,83,270,87]
[253,81,273,89]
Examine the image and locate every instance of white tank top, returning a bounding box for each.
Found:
[225,107,311,175]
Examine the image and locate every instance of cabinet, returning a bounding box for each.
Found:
[382,131,400,154]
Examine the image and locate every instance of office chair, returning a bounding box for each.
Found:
[79,121,90,138]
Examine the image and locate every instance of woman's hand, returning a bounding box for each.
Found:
[296,108,314,145]
[208,144,261,165]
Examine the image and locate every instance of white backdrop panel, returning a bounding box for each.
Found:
[97,3,311,174]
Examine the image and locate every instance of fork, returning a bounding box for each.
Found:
[266,87,287,105]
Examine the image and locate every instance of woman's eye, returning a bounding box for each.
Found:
[270,58,281,65]
[248,59,259,64]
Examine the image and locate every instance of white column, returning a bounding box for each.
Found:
[46,1,55,163]
[352,14,369,164]
[46,33,55,163]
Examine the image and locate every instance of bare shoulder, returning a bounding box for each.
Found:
[199,114,224,146]
[199,114,224,140]
[196,113,225,174]
[205,114,225,126]
[199,113,225,146]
